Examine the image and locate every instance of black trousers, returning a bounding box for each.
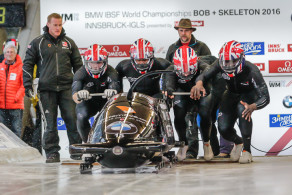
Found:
[39,89,82,157]
[173,88,218,156]
[75,97,106,142]
[218,90,258,153]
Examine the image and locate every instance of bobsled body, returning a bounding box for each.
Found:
[70,92,175,168]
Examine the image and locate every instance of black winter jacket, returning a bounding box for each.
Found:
[166,35,211,62]
[23,26,82,91]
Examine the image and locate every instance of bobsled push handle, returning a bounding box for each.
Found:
[172,92,190,96]
[127,70,174,102]
[90,93,106,97]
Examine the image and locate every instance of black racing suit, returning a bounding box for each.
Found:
[164,56,218,156]
[198,60,270,153]
[115,57,170,97]
[23,26,82,158]
[72,65,121,142]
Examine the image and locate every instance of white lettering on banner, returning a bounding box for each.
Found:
[113,46,119,52]
[278,62,292,72]
[242,43,262,54]
[271,115,292,127]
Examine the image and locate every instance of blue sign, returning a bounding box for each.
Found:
[240,42,265,55]
[269,114,292,127]
[57,117,94,130]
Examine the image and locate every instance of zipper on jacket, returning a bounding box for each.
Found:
[5,65,10,109]
[55,46,59,91]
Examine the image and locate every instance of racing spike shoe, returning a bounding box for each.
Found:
[230,144,243,162]
[186,152,197,159]
[203,141,214,161]
[46,153,60,163]
[176,146,189,161]
[70,154,82,160]
[239,150,253,164]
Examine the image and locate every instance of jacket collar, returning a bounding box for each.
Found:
[43,26,66,43]
[174,34,197,48]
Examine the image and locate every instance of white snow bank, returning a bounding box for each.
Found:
[0,123,43,163]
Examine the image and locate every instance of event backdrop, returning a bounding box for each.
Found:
[40,0,292,157]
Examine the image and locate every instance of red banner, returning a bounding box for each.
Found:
[103,45,131,58]
[269,60,292,73]
[254,63,265,71]
[288,44,292,52]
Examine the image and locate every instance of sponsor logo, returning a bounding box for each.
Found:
[116,106,136,113]
[269,80,292,87]
[240,42,265,55]
[106,121,138,134]
[86,82,94,88]
[127,77,138,83]
[269,60,292,73]
[62,41,68,47]
[268,44,284,52]
[270,114,292,127]
[61,13,79,21]
[174,20,204,27]
[283,96,292,108]
[240,81,249,86]
[254,63,265,71]
[103,45,131,58]
[57,117,94,130]
[222,73,230,80]
[269,81,286,87]
[62,41,68,49]
[288,44,292,52]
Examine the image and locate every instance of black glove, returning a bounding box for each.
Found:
[25,87,33,97]
[166,89,174,96]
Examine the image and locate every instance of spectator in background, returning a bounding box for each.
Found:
[0,44,25,137]
[0,39,19,63]
[23,13,82,163]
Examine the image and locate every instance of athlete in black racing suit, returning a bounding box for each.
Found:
[72,44,120,143]
[115,38,170,98]
[164,45,225,161]
[191,41,270,163]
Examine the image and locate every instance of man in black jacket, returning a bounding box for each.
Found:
[166,18,211,62]
[23,13,82,163]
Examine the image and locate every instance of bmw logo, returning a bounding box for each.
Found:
[283,95,292,108]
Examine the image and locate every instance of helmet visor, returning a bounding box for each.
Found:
[85,61,106,75]
[219,55,242,73]
[134,59,151,70]
[176,70,194,80]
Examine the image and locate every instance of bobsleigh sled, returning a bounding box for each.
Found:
[70,71,182,173]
